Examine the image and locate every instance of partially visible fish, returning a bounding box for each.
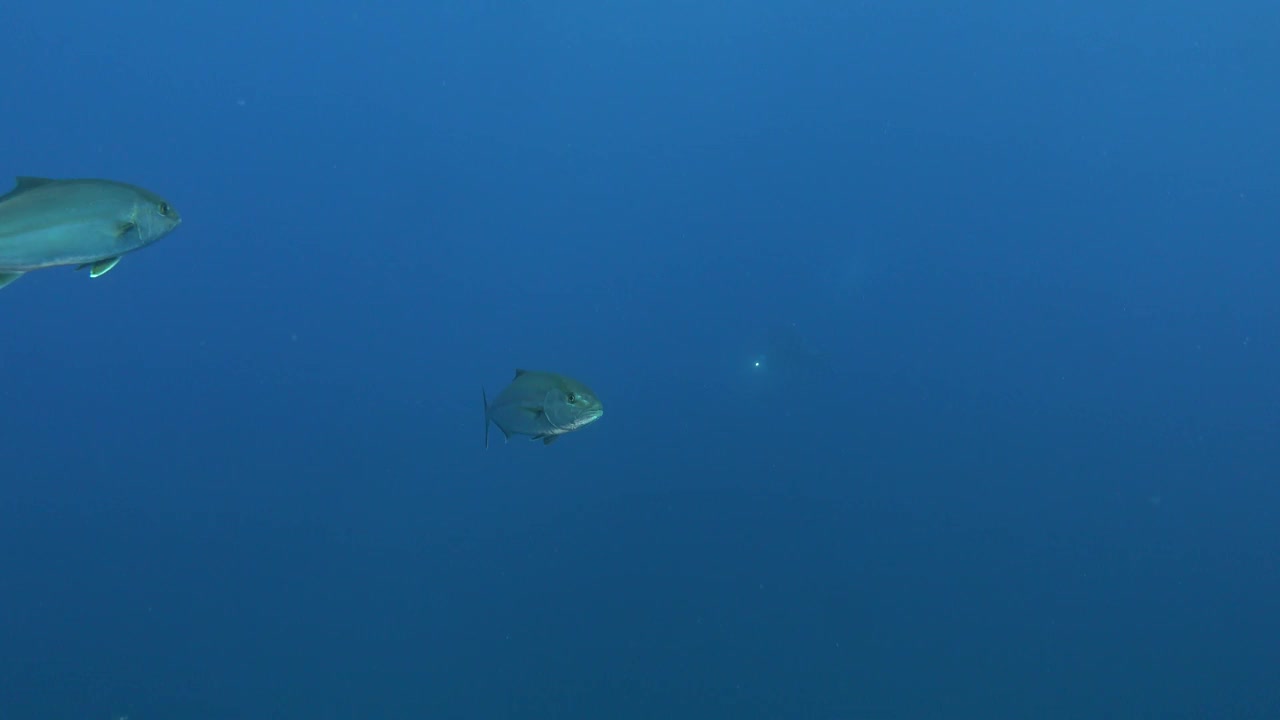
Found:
[742,321,834,393]
[483,369,604,447]
[0,176,182,290]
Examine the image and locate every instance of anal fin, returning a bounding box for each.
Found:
[88,256,122,278]
[0,271,25,290]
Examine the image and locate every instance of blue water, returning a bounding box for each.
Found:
[2,2,1278,718]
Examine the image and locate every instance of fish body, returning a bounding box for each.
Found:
[483,369,604,447]
[0,176,182,290]
[743,321,834,393]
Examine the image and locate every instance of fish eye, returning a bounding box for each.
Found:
[158,202,171,216]
[566,392,577,403]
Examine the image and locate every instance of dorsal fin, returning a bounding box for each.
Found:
[15,177,55,190]
[0,176,56,204]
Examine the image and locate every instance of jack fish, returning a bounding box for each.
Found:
[483,369,604,447]
[0,176,182,290]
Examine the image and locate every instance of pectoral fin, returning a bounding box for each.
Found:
[0,271,25,290]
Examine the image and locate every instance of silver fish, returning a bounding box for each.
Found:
[483,369,604,447]
[0,176,182,290]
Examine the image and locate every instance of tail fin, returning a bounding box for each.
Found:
[482,387,490,449]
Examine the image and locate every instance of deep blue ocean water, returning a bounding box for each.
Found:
[2,2,1278,718]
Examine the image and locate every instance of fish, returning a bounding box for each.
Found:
[483,369,604,447]
[743,321,834,389]
[0,176,182,290]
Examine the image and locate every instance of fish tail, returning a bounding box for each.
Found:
[482,386,490,449]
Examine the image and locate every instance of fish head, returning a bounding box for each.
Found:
[126,188,182,248]
[542,378,604,433]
